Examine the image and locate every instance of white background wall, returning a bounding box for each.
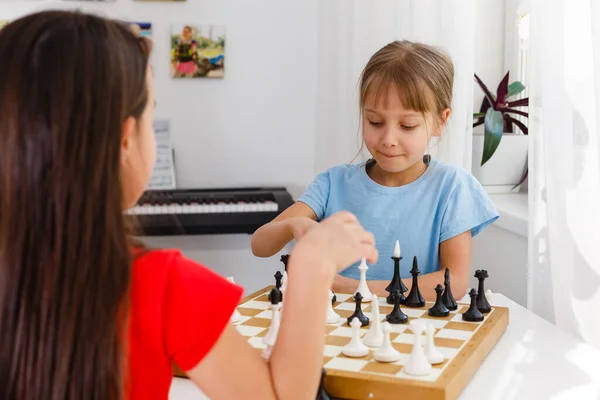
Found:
[0,0,513,298]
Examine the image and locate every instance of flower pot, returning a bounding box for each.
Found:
[471,133,528,193]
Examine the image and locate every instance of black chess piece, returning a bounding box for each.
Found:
[385,254,407,304]
[280,254,289,272]
[462,288,484,322]
[315,368,331,400]
[347,292,369,327]
[475,269,492,313]
[442,268,457,311]
[331,291,337,305]
[268,271,284,303]
[428,284,450,317]
[268,287,281,306]
[386,289,408,324]
[405,256,425,307]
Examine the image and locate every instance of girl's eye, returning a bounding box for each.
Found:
[402,125,417,130]
[368,120,383,127]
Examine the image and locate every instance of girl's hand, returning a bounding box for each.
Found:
[332,274,358,293]
[293,211,378,274]
[288,216,318,240]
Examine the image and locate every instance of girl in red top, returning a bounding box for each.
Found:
[0,10,378,400]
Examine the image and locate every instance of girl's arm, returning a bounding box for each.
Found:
[251,202,318,257]
[332,231,471,301]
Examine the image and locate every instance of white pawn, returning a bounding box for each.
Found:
[342,317,369,357]
[281,270,288,292]
[424,323,444,365]
[403,320,432,376]
[373,321,401,362]
[354,258,373,302]
[226,277,242,323]
[326,290,340,324]
[363,295,383,347]
[262,302,281,347]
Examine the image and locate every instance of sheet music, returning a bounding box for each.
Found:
[147,119,176,190]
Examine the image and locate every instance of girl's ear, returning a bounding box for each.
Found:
[439,108,451,128]
[120,116,136,167]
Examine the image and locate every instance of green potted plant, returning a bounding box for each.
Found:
[472,71,529,191]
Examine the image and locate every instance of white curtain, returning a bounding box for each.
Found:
[528,0,600,350]
[315,0,475,173]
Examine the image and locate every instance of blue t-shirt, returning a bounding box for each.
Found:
[297,158,499,280]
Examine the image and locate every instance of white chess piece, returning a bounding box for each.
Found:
[403,320,432,375]
[226,277,242,323]
[363,295,383,347]
[281,270,288,292]
[262,302,281,347]
[424,323,444,365]
[326,290,341,324]
[342,317,369,357]
[373,321,401,362]
[393,240,401,258]
[354,258,373,302]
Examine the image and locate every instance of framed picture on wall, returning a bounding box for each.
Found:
[171,24,225,79]
[125,21,152,39]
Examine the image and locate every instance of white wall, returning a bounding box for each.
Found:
[0,1,513,299]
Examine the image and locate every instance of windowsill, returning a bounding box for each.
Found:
[489,192,528,237]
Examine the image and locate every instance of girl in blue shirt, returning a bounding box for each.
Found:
[252,40,499,301]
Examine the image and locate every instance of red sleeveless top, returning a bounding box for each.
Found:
[126,249,243,399]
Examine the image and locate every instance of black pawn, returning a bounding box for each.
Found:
[386,290,408,324]
[442,268,457,311]
[462,288,484,322]
[386,255,408,304]
[475,269,491,313]
[405,256,425,307]
[347,292,369,327]
[280,254,289,272]
[428,284,450,317]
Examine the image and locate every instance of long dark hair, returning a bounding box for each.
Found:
[0,10,150,399]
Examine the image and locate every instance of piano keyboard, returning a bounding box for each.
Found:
[127,187,294,235]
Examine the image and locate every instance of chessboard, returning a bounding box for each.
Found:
[206,285,508,400]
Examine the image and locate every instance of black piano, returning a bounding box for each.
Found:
[127,187,294,236]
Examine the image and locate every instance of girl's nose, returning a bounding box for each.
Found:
[380,128,398,147]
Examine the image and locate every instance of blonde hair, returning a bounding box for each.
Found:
[353,40,454,164]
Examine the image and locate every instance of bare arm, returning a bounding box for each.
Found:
[186,252,334,400]
[332,231,472,301]
[251,201,318,258]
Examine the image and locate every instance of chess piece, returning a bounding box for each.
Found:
[442,268,457,311]
[385,240,407,304]
[280,254,289,272]
[363,295,384,347]
[354,258,373,302]
[424,323,444,365]
[403,320,432,376]
[269,271,283,303]
[386,290,408,324]
[226,278,243,323]
[262,288,282,359]
[331,290,337,305]
[462,288,484,322]
[405,256,425,307]
[475,270,492,313]
[428,284,450,317]
[347,292,369,327]
[373,321,401,362]
[281,270,288,292]
[342,317,369,357]
[326,289,341,324]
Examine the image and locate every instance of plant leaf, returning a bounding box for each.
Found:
[496,72,510,103]
[507,97,529,107]
[481,109,504,166]
[474,74,497,108]
[473,112,486,118]
[505,115,528,135]
[513,157,528,189]
[506,81,525,99]
[504,108,529,118]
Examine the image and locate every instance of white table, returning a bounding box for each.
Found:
[169,293,600,400]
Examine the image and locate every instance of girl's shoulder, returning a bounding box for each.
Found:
[427,158,478,188]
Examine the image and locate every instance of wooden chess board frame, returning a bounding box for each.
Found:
[173,286,509,400]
